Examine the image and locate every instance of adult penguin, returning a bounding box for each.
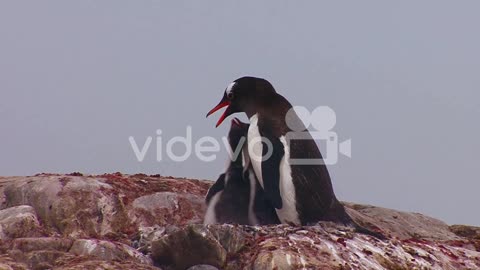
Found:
[206,77,384,238]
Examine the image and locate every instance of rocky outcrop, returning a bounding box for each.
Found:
[0,173,209,269]
[0,205,42,239]
[0,173,479,269]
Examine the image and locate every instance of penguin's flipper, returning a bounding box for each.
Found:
[205,173,226,204]
[260,133,284,209]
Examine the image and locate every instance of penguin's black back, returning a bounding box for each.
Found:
[267,94,384,237]
[257,93,351,225]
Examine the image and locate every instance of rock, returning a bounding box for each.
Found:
[12,237,73,252]
[69,239,152,265]
[251,226,344,269]
[150,224,250,270]
[54,260,160,270]
[0,205,42,239]
[207,224,248,254]
[3,176,123,238]
[7,238,71,270]
[1,174,210,240]
[249,224,480,270]
[450,224,480,240]
[3,176,63,228]
[253,248,323,270]
[0,264,14,270]
[131,192,205,227]
[17,250,67,270]
[0,174,479,269]
[0,254,28,270]
[134,225,166,254]
[186,265,219,270]
[345,202,461,241]
[151,225,227,270]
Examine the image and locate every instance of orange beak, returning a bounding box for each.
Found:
[206,98,231,127]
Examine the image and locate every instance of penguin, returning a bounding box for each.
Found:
[235,118,281,225]
[206,77,384,239]
[204,117,280,225]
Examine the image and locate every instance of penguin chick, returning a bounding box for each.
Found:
[204,118,280,225]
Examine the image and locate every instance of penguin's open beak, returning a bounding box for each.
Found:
[206,95,231,127]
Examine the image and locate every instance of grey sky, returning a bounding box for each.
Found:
[1,1,479,226]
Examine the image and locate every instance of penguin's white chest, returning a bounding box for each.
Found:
[247,115,265,188]
[247,114,300,225]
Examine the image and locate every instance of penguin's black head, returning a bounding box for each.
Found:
[226,117,249,167]
[206,76,276,127]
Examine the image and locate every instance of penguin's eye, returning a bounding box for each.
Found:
[227,91,234,100]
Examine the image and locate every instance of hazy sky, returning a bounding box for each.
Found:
[1,1,479,226]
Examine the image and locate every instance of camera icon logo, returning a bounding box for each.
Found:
[285,106,351,165]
